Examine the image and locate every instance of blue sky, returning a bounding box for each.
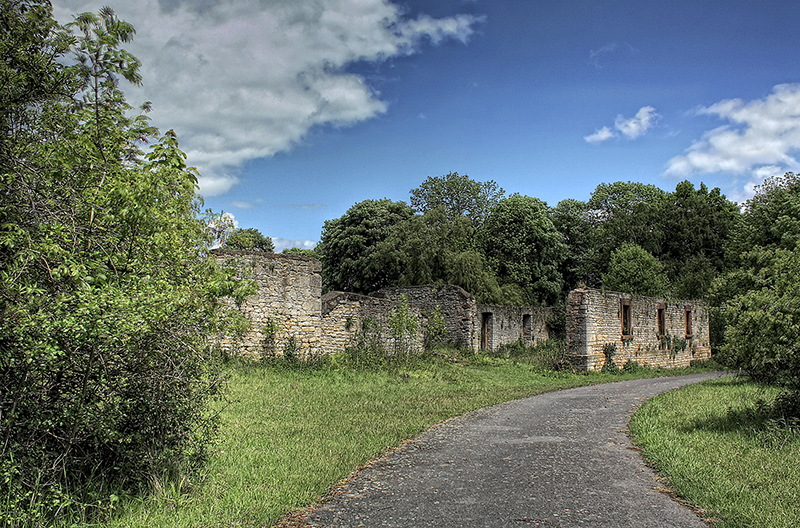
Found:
[56,1,800,250]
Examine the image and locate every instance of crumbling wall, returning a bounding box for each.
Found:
[475,305,551,351]
[213,250,322,358]
[567,288,711,371]
[321,291,424,354]
[374,285,478,349]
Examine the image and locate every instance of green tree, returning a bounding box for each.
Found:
[480,195,565,305]
[550,198,597,292]
[719,244,800,407]
[283,246,323,260]
[226,227,275,252]
[587,181,667,280]
[728,172,800,260]
[319,199,414,294]
[0,5,247,522]
[602,243,671,297]
[660,181,739,298]
[374,206,515,304]
[410,171,505,226]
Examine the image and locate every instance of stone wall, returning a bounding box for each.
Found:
[321,291,424,354]
[374,285,478,349]
[566,288,711,371]
[213,250,322,358]
[475,305,551,351]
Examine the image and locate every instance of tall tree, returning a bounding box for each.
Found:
[375,206,515,304]
[226,227,275,252]
[1,5,246,521]
[602,243,671,297]
[410,172,505,226]
[587,181,667,280]
[727,172,800,260]
[660,181,739,298]
[550,198,597,292]
[480,195,565,305]
[319,198,414,294]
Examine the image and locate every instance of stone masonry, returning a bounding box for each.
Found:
[566,288,711,371]
[214,251,710,371]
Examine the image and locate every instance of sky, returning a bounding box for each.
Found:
[54,0,800,251]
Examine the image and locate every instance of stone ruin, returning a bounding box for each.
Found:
[213,250,710,371]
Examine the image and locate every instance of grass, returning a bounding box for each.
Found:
[96,346,716,528]
[629,376,800,527]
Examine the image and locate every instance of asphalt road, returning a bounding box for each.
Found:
[292,373,721,528]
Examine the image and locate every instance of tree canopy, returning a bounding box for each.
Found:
[480,195,565,305]
[226,227,275,252]
[319,198,414,294]
[410,172,505,226]
[1,4,246,521]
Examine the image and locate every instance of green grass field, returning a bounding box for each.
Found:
[630,377,800,527]
[107,350,712,528]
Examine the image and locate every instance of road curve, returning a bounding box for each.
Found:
[295,373,720,528]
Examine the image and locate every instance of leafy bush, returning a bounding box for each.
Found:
[0,5,247,523]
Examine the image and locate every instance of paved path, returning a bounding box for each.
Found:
[298,373,720,528]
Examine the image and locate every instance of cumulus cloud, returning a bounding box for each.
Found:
[273,238,319,252]
[666,84,800,176]
[583,126,615,144]
[54,0,484,196]
[665,84,800,201]
[615,106,659,139]
[584,106,659,144]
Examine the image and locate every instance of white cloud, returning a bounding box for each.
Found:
[584,126,615,144]
[584,106,659,144]
[666,84,800,178]
[588,42,636,68]
[614,106,659,139]
[273,238,319,252]
[54,1,483,197]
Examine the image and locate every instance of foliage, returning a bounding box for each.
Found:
[388,294,419,356]
[0,5,246,523]
[728,172,800,260]
[480,195,566,305]
[659,181,739,298]
[423,305,447,349]
[550,198,596,292]
[601,342,619,373]
[319,199,414,294]
[201,209,236,248]
[409,171,504,226]
[586,181,667,281]
[282,246,323,260]
[225,227,274,252]
[718,245,800,398]
[602,243,671,297]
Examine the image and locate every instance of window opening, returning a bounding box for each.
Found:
[481,312,492,350]
[685,306,693,338]
[522,314,532,337]
[621,299,632,338]
[657,303,666,336]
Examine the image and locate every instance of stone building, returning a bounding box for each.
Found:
[213,251,710,371]
[566,288,711,371]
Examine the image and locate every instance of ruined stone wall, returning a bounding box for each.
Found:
[567,288,711,371]
[374,286,478,349]
[475,305,551,351]
[213,250,322,358]
[321,291,424,354]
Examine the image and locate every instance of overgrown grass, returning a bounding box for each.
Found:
[96,345,717,528]
[630,377,800,527]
